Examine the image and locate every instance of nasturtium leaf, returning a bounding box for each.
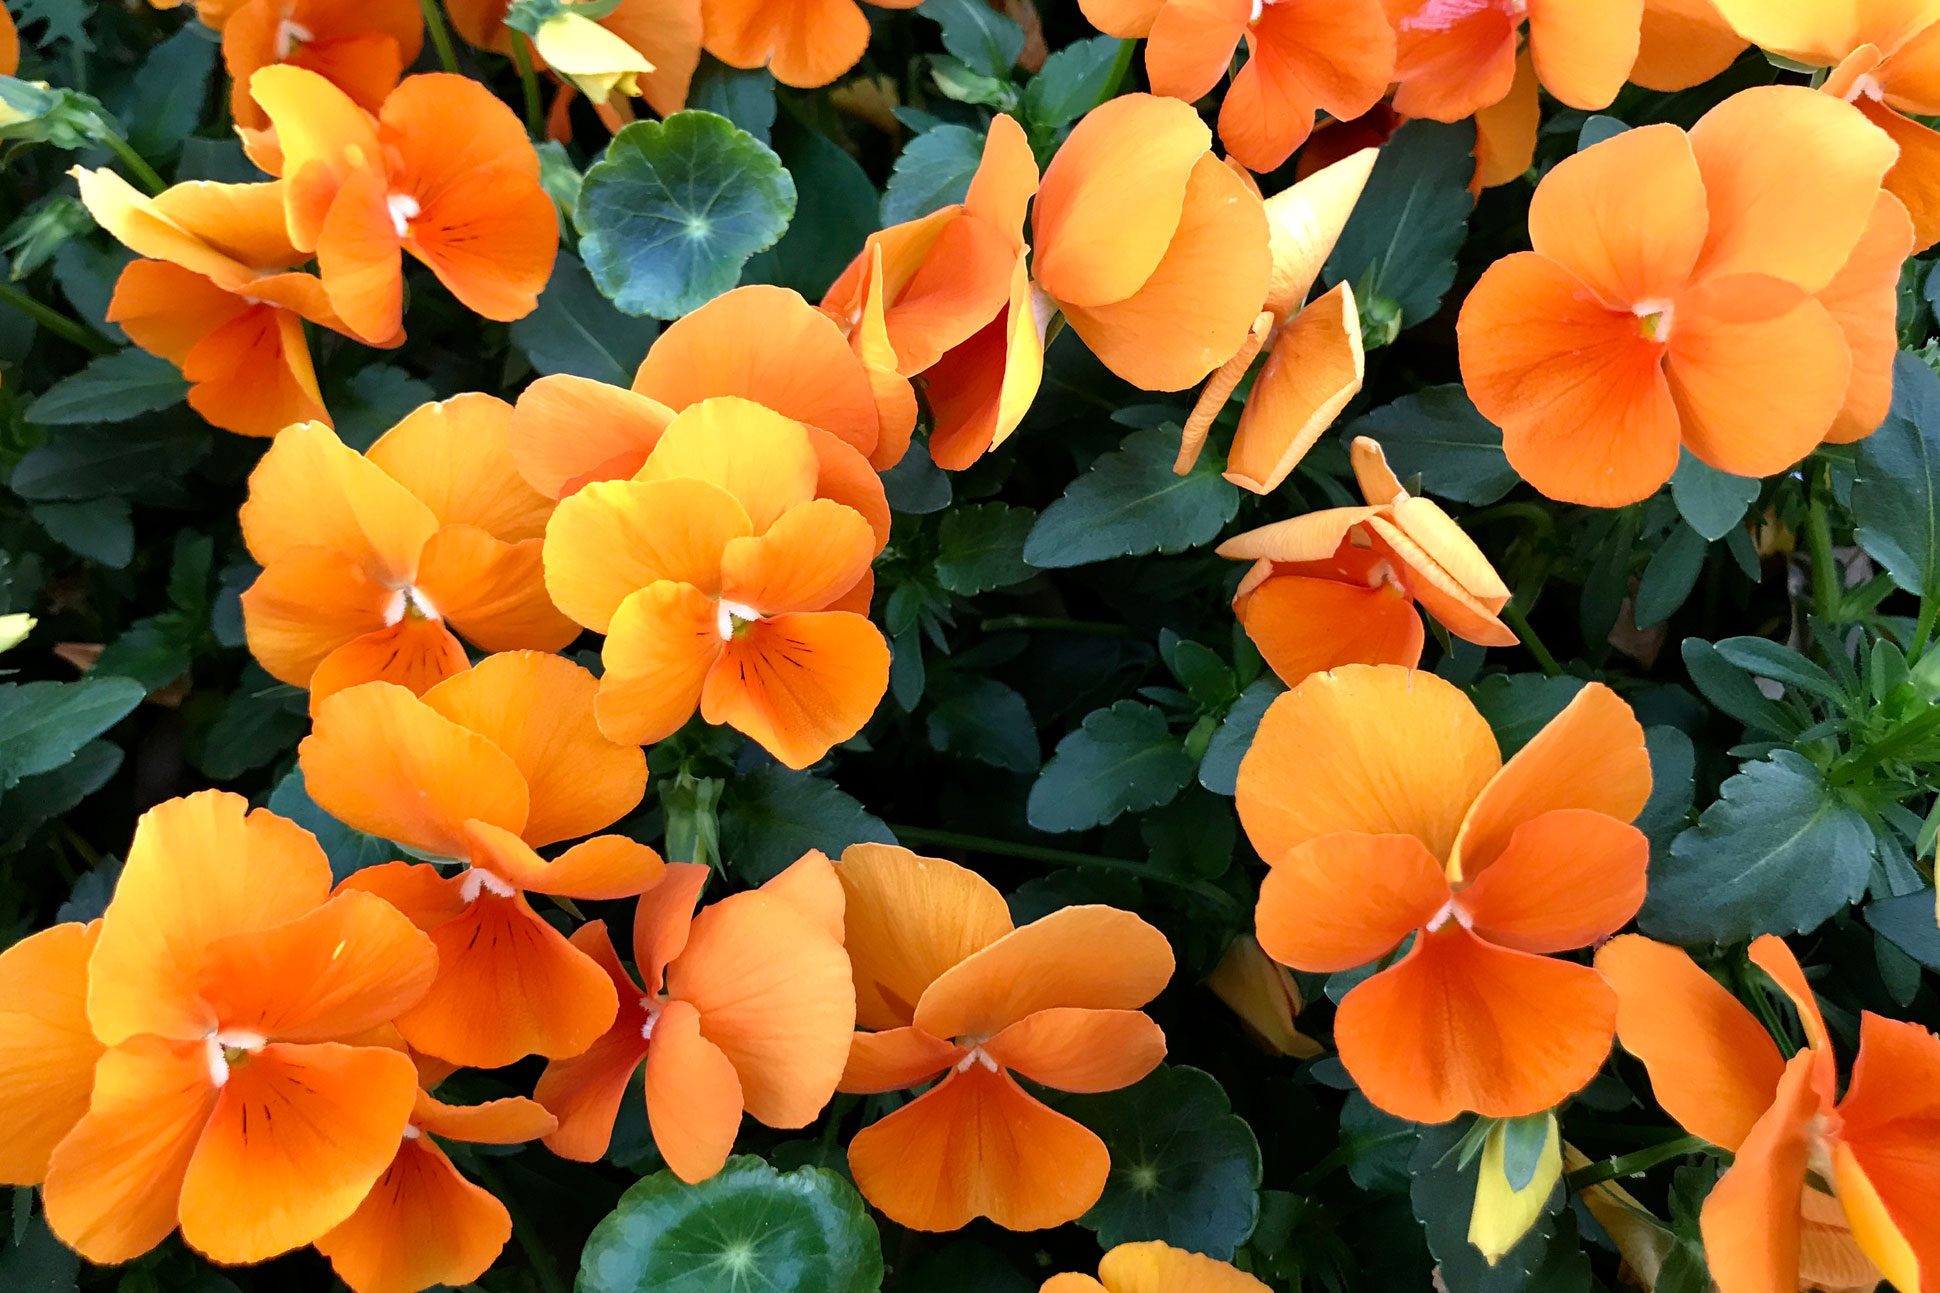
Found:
[1027,699,1194,833]
[1023,427,1241,569]
[718,765,894,883]
[921,0,1026,81]
[1854,353,1940,600]
[268,768,395,881]
[881,124,984,224]
[1469,674,1584,757]
[746,117,879,298]
[576,111,797,319]
[1341,386,1518,505]
[1670,451,1759,542]
[579,1157,883,1293]
[31,497,133,567]
[1640,750,1875,944]
[1065,1066,1263,1259]
[1409,1122,1590,1293]
[10,421,211,501]
[511,250,658,386]
[26,349,187,425]
[927,677,1039,772]
[688,56,778,143]
[1867,890,1940,970]
[1324,120,1477,332]
[1633,521,1708,629]
[1021,35,1121,129]
[0,677,143,791]
[935,503,1036,594]
[1199,677,1282,796]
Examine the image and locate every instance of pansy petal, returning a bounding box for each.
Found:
[1097,1241,1274,1292]
[1145,0,1249,103]
[1260,148,1378,318]
[635,397,821,532]
[1527,123,1707,308]
[1457,810,1648,953]
[701,610,889,770]
[1220,0,1394,173]
[758,850,846,942]
[632,863,711,994]
[533,922,651,1162]
[307,616,472,703]
[1832,1013,1940,1288]
[837,843,1013,1032]
[841,1026,964,1094]
[983,1007,1166,1094]
[1237,574,1425,688]
[1525,0,1643,108]
[1225,283,1366,492]
[1820,190,1916,443]
[238,548,397,689]
[720,499,877,615]
[0,923,102,1185]
[508,375,674,500]
[466,823,665,901]
[366,394,553,540]
[1860,99,1940,254]
[240,421,438,584]
[643,998,745,1184]
[1630,0,1748,92]
[1747,935,1831,1055]
[413,527,580,655]
[1696,1055,1820,1293]
[1255,832,1450,972]
[315,1136,512,1293]
[544,477,752,632]
[596,581,724,747]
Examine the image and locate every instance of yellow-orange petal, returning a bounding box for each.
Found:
[720,499,876,615]
[1527,123,1707,309]
[644,997,745,1184]
[1832,1013,1940,1287]
[533,922,651,1162]
[1219,0,1394,174]
[466,823,665,901]
[1860,99,1940,255]
[1206,935,1324,1060]
[1259,148,1378,319]
[757,849,847,942]
[1630,0,1747,93]
[0,923,102,1185]
[595,580,724,747]
[1092,1241,1273,1293]
[700,610,889,769]
[367,394,554,541]
[1696,1054,1820,1293]
[1224,282,1365,492]
[1236,573,1426,688]
[1820,190,1916,444]
[306,616,473,704]
[543,477,752,633]
[1456,809,1648,953]
[984,1007,1166,1094]
[240,421,439,587]
[1255,832,1450,973]
[509,374,675,500]
[840,1026,964,1094]
[1525,0,1642,109]
[836,842,1014,1032]
[635,396,821,532]
[315,1134,512,1293]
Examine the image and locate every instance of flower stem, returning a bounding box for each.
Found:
[509,33,545,140]
[979,615,1141,639]
[1565,1134,1710,1190]
[419,0,462,74]
[0,282,115,355]
[1805,476,1841,623]
[1500,600,1562,677]
[890,824,1241,912]
[98,130,167,196]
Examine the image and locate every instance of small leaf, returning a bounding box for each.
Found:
[882,441,952,514]
[1710,637,1845,704]
[1324,120,1477,330]
[1670,451,1758,542]
[117,22,217,159]
[1633,522,1707,629]
[1023,426,1240,569]
[1635,725,1697,853]
[1410,1121,1590,1293]
[1199,678,1281,797]
[1469,674,1584,758]
[1682,638,1801,738]
[1867,891,1940,970]
[31,498,133,567]
[1021,36,1121,129]
[0,677,144,791]
[11,421,211,501]
[511,249,659,386]
[718,765,894,883]
[576,111,797,319]
[268,769,394,881]
[1854,353,1940,599]
[920,0,1025,81]
[1342,386,1517,506]
[331,365,436,452]
[927,677,1039,772]
[26,349,187,425]
[1028,700,1194,833]
[882,124,984,224]
[935,502,1035,595]
[192,667,306,782]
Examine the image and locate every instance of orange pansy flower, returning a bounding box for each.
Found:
[301,652,661,1068]
[541,396,891,769]
[1217,437,1513,687]
[149,0,242,27]
[699,0,921,89]
[248,66,557,343]
[1598,935,1939,1293]
[240,400,577,702]
[534,854,854,1181]
[835,843,1174,1232]
[1631,0,1747,92]
[441,0,703,120]
[1459,87,1908,506]
[316,1077,557,1293]
[1206,934,1323,1060]
[1385,0,1643,125]
[1079,0,1395,173]
[222,0,423,129]
[1043,1240,1270,1293]
[1238,666,1651,1123]
[0,5,18,77]
[1032,94,1272,395]
[42,790,437,1266]
[1714,0,1940,251]
[1175,148,1375,494]
[0,921,102,1187]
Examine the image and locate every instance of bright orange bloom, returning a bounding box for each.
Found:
[0,922,102,1187]
[1032,94,1271,394]
[699,0,921,88]
[542,396,890,769]
[440,0,702,119]
[41,790,437,1265]
[1238,666,1651,1123]
[249,66,557,342]
[149,0,242,27]
[534,854,854,1181]
[1599,935,1940,1293]
[1631,0,1746,92]
[836,843,1173,1232]
[240,401,578,702]
[1459,87,1908,506]
[302,652,661,1068]
[1714,0,1940,250]
[821,113,1040,471]
[1218,438,1513,688]
[222,0,422,129]
[1206,934,1322,1060]
[0,5,18,77]
[1043,1241,1270,1293]
[1176,148,1374,494]
[1079,0,1395,173]
[316,1074,557,1293]
[1385,0,1643,124]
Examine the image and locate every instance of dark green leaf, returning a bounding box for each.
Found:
[1021,36,1121,129]
[1342,386,1517,505]
[1199,677,1281,796]
[511,249,659,386]
[119,23,216,159]
[26,349,187,425]
[882,441,952,513]
[1711,637,1845,704]
[1670,451,1758,542]
[935,502,1035,594]
[1578,115,1629,149]
[1324,120,1476,329]
[331,366,436,452]
[1682,638,1801,738]
[1469,674,1584,757]
[1867,890,1940,970]
[12,419,209,501]
[1340,1093,1417,1194]
[193,667,306,782]
[1023,426,1240,569]
[687,56,777,143]
[882,124,984,224]
[718,765,894,883]
[920,0,1025,81]
[746,117,878,299]
[1410,1122,1589,1293]
[1027,700,1194,833]
[1636,725,1697,851]
[0,740,120,840]
[0,678,143,791]
[31,498,133,567]
[1854,354,1940,598]
[1140,789,1236,879]
[267,769,395,881]
[927,677,1039,772]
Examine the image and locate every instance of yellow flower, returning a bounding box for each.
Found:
[534,12,653,103]
[1468,1112,1562,1265]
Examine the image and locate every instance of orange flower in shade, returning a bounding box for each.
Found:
[1175,148,1375,494]
[821,113,1041,472]
[534,855,855,1182]
[1043,1241,1269,1293]
[699,0,921,89]
[1031,94,1271,395]
[247,66,557,343]
[1216,437,1513,687]
[1459,87,1910,507]
[72,171,367,436]
[1205,935,1322,1060]
[1713,0,1940,251]
[301,652,662,1068]
[1384,0,1643,125]
[0,5,18,77]
[1077,0,1395,173]
[0,922,102,1188]
[240,400,578,702]
[40,791,437,1265]
[1598,935,1940,1293]
[1631,0,1746,92]
[221,0,422,129]
[542,396,890,769]
[835,843,1174,1232]
[315,1064,558,1293]
[1237,666,1651,1123]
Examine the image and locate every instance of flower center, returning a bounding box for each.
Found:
[1843,72,1886,103]
[1365,558,1407,595]
[1634,299,1675,343]
[1425,896,1473,933]
[386,193,421,238]
[204,1029,266,1087]
[457,867,517,903]
[383,585,440,626]
[275,17,313,60]
[716,598,761,641]
[639,996,666,1041]
[954,1045,1001,1074]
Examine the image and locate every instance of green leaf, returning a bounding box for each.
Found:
[1578,114,1630,150]
[1340,1093,1418,1194]
[1324,119,1476,330]
[0,740,120,840]
[1496,1114,1551,1192]
[11,421,210,501]
[1160,633,1236,710]
[935,503,1036,594]
[576,112,797,319]
[1867,890,1940,970]
[1633,522,1707,629]
[1342,386,1517,505]
[26,349,187,426]
[578,1157,883,1293]
[331,365,436,452]
[1021,36,1121,129]
[1409,1122,1589,1293]
[1027,700,1195,833]
[1670,451,1758,542]
[192,667,306,782]
[688,56,778,143]
[1023,426,1240,568]
[1640,750,1875,944]
[0,77,115,147]
[1199,677,1281,796]
[746,117,879,299]
[511,249,659,387]
[882,124,984,224]
[1636,725,1697,852]
[267,769,395,882]
[920,0,1025,80]
[1711,637,1845,704]
[1682,638,1801,738]
[718,765,894,884]
[1064,1065,1263,1259]
[31,498,133,567]
[927,677,1039,772]
[1854,353,1940,599]
[1469,674,1584,757]
[118,23,217,160]
[882,441,952,514]
[14,0,96,52]
[0,678,143,791]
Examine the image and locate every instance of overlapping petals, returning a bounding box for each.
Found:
[220,0,422,128]
[1042,1240,1271,1293]
[698,0,923,88]
[1386,0,1642,124]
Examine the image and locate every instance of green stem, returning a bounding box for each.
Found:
[1910,595,1938,660]
[979,615,1141,639]
[1564,1134,1710,1191]
[0,282,115,354]
[419,0,462,74]
[1734,953,1792,1048]
[1832,701,1940,784]
[1100,38,1138,104]
[1500,600,1562,677]
[98,131,166,196]
[1805,478,1841,624]
[891,824,1240,912]
[509,33,545,140]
